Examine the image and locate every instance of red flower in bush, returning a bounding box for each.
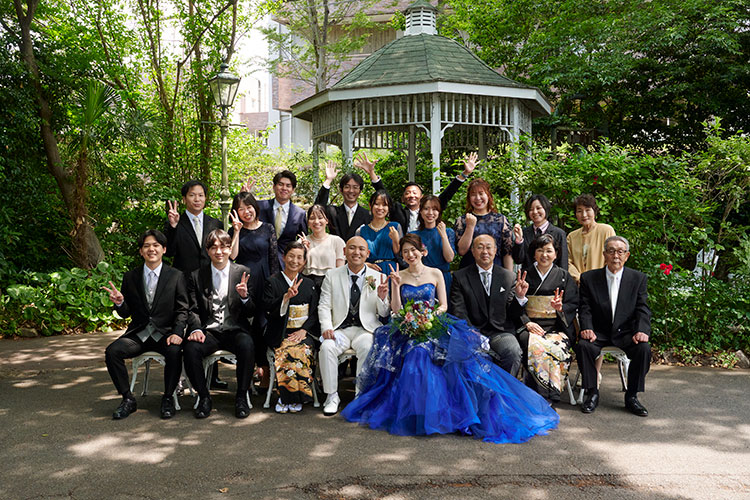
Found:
[660,263,667,270]
[663,264,673,275]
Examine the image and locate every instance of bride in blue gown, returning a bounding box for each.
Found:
[341,234,559,443]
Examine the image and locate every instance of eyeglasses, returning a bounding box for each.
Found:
[604,248,628,256]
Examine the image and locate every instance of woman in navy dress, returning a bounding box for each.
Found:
[342,234,559,444]
[355,189,403,276]
[411,195,455,293]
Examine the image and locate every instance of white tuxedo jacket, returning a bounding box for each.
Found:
[318,265,390,334]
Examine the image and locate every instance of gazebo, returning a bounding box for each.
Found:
[291,0,551,194]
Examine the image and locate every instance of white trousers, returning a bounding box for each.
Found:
[319,326,373,395]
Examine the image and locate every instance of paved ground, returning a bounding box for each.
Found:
[1,331,749,500]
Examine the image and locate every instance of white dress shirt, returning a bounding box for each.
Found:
[605,267,624,320]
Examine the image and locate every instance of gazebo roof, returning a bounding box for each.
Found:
[333,33,531,92]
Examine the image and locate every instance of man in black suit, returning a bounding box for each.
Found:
[258,170,307,267]
[314,161,371,241]
[164,180,224,274]
[576,235,652,416]
[103,230,189,420]
[183,229,256,419]
[355,151,479,233]
[450,234,523,376]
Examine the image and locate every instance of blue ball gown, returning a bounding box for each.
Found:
[341,283,559,444]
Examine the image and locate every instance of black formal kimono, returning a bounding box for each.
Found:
[512,223,568,270]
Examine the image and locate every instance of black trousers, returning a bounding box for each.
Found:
[105,334,183,397]
[183,330,255,398]
[574,337,651,395]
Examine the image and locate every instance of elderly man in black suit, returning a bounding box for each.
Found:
[576,235,652,416]
[258,170,308,268]
[183,229,256,419]
[449,234,523,376]
[103,230,189,420]
[314,161,371,241]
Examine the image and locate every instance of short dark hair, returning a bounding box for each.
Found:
[524,194,552,221]
[181,180,207,197]
[273,170,297,189]
[529,233,559,255]
[417,195,443,231]
[573,193,599,217]
[339,172,364,191]
[205,229,232,248]
[138,229,167,248]
[399,233,424,255]
[369,189,393,217]
[232,191,260,215]
[284,240,307,260]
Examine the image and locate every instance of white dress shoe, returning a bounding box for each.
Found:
[275,402,289,413]
[289,403,302,413]
[323,393,340,416]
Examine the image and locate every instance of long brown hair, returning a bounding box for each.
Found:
[464,179,497,214]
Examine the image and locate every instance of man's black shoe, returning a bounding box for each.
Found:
[195,395,212,419]
[581,392,599,414]
[113,398,137,420]
[235,396,251,419]
[211,378,229,390]
[160,395,176,419]
[625,396,648,417]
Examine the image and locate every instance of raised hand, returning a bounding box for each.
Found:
[515,269,529,298]
[101,281,124,306]
[166,200,180,228]
[241,176,256,193]
[325,160,339,183]
[513,223,523,243]
[550,287,564,312]
[389,267,401,288]
[465,212,477,227]
[230,210,243,233]
[377,274,388,300]
[236,272,250,299]
[297,232,310,250]
[436,221,447,237]
[526,321,545,336]
[388,225,400,243]
[354,151,376,177]
[462,151,479,176]
[283,276,302,302]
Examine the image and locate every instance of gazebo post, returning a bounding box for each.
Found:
[430,93,441,194]
[478,125,486,160]
[510,101,521,206]
[341,104,353,167]
[312,138,320,183]
[408,125,416,182]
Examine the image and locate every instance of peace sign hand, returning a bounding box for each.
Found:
[389,268,401,288]
[166,200,180,228]
[515,270,529,299]
[230,210,243,233]
[283,277,302,301]
[463,151,479,176]
[550,287,564,312]
[101,281,124,306]
[236,272,250,299]
[377,274,389,300]
[241,176,256,193]
[297,232,310,250]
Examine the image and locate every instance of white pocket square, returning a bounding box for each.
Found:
[500,287,505,292]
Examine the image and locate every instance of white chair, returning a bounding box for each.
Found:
[571,346,630,405]
[199,350,252,409]
[264,347,325,409]
[129,351,191,411]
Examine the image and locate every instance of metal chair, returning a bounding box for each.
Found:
[264,347,325,409]
[570,346,630,404]
[199,350,252,409]
[129,351,191,411]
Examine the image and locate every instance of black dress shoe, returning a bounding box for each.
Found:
[113,398,137,420]
[160,395,176,419]
[194,395,212,419]
[581,392,599,414]
[235,396,251,419]
[625,396,648,417]
[211,379,229,390]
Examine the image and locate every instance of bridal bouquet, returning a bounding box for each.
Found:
[391,300,450,342]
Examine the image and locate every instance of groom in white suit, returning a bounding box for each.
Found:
[318,236,390,415]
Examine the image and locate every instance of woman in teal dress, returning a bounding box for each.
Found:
[355,189,403,276]
[411,195,455,293]
[342,234,559,444]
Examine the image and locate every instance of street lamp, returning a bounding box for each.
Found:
[208,62,241,229]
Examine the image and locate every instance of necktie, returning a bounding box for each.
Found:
[146,271,156,305]
[535,227,542,237]
[609,275,618,321]
[350,274,361,309]
[275,206,283,239]
[193,216,202,247]
[214,271,226,300]
[347,207,354,225]
[481,271,490,295]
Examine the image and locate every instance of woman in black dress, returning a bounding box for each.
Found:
[511,194,568,270]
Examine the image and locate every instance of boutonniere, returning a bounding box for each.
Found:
[365,275,376,291]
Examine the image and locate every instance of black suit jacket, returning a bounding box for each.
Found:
[449,264,521,336]
[578,266,651,348]
[262,273,319,348]
[512,223,568,270]
[314,185,371,241]
[372,176,465,231]
[164,212,223,273]
[186,262,255,335]
[115,264,189,339]
[258,199,308,267]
